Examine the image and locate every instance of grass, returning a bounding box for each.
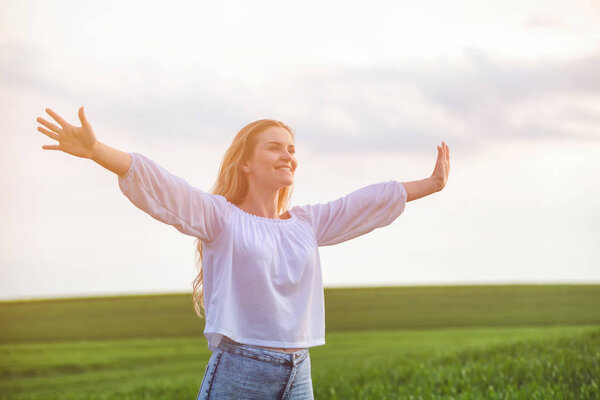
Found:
[0,284,598,399]
[1,284,598,343]
[311,327,599,399]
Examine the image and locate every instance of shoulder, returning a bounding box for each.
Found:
[289,204,318,227]
[289,204,310,218]
[209,194,237,219]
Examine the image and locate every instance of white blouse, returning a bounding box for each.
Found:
[118,152,408,351]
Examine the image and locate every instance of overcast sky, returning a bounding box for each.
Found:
[1,0,599,300]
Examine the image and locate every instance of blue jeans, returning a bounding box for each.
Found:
[197,336,314,399]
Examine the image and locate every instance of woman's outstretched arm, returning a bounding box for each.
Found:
[37,106,131,176]
[91,141,131,176]
[38,105,232,242]
[401,141,450,202]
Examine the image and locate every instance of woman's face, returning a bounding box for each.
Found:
[242,126,297,190]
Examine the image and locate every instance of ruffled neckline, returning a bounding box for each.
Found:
[227,202,297,223]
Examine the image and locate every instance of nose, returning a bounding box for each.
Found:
[280,153,293,161]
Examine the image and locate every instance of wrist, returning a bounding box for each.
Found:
[430,176,442,192]
[90,141,103,161]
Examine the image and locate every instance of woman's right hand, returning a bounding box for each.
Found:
[37,106,99,159]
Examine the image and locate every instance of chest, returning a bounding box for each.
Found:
[229,220,318,285]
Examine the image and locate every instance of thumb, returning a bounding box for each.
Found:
[78,106,89,127]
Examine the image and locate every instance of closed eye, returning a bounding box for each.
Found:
[270,146,295,154]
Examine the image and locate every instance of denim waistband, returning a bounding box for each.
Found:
[218,336,309,366]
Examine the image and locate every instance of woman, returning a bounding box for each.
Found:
[37,106,450,399]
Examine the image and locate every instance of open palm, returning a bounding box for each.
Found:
[432,141,450,191]
[37,106,98,159]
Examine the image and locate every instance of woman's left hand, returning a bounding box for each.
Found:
[431,141,450,191]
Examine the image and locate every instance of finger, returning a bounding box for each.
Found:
[37,117,61,133]
[78,106,89,127]
[41,145,61,150]
[37,126,60,141]
[45,108,68,128]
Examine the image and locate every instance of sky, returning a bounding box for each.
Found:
[1,0,599,301]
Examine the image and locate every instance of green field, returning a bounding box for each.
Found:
[1,284,599,399]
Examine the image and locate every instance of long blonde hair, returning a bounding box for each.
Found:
[192,119,295,318]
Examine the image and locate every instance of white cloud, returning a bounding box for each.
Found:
[2,0,599,300]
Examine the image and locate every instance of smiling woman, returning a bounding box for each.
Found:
[36,107,449,399]
[236,126,298,219]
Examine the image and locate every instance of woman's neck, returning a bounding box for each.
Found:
[237,188,283,219]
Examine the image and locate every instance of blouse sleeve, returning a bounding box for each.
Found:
[292,180,408,246]
[117,152,232,243]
